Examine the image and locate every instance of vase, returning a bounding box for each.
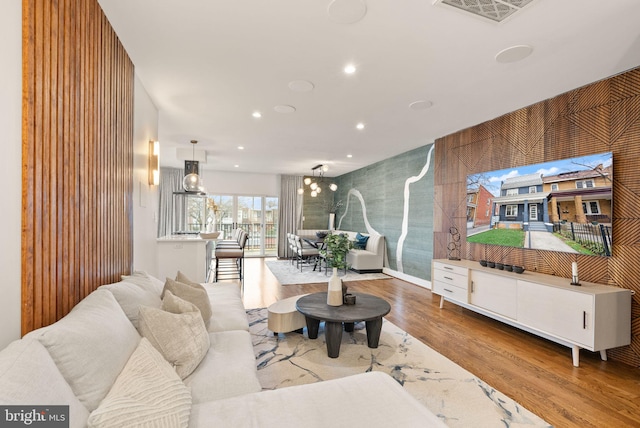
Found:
[327,267,343,306]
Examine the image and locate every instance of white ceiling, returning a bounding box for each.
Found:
[98,0,640,178]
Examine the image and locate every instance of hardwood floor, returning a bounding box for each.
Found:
[239,257,640,428]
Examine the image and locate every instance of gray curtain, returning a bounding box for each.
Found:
[157,167,185,238]
[277,175,303,259]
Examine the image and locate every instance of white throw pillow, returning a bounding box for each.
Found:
[28,289,140,412]
[162,278,212,327]
[87,338,191,428]
[0,338,90,428]
[138,291,210,379]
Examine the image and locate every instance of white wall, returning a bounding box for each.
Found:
[199,170,279,197]
[0,2,23,349]
[132,77,160,274]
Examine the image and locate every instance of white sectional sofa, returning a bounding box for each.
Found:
[298,229,385,273]
[0,272,444,427]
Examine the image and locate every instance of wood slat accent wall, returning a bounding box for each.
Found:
[21,0,134,334]
[434,66,640,367]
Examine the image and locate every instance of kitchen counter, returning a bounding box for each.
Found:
[156,235,216,282]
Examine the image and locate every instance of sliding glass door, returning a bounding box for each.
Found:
[207,194,278,257]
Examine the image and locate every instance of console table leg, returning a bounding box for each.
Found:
[325,322,343,358]
[439,295,444,309]
[305,317,320,339]
[365,318,383,348]
[600,350,608,361]
[572,345,580,367]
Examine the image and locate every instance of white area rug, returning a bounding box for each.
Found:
[266,259,388,285]
[248,308,550,428]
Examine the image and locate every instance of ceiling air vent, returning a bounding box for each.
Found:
[434,0,536,23]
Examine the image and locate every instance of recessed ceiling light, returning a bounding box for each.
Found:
[288,80,315,92]
[409,100,434,111]
[327,0,367,24]
[356,122,365,130]
[237,146,244,150]
[252,111,262,118]
[347,154,353,158]
[234,165,239,168]
[344,64,356,74]
[495,45,533,63]
[274,105,296,114]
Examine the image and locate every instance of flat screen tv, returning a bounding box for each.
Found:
[466,152,612,257]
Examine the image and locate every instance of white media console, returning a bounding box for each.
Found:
[431,259,632,367]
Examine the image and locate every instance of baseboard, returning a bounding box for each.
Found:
[349,268,383,274]
[382,268,432,290]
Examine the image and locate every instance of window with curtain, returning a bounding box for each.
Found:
[157,167,185,238]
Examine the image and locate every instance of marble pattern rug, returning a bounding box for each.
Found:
[248,308,551,428]
[265,259,388,285]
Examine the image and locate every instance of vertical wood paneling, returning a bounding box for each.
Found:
[434,66,640,367]
[22,0,134,334]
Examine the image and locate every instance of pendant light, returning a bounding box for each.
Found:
[183,140,203,192]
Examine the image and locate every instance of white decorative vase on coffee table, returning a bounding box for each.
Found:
[327,267,343,306]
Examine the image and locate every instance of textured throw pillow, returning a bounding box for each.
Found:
[138,291,210,379]
[354,232,369,250]
[162,277,212,327]
[87,338,191,428]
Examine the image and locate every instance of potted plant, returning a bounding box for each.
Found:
[320,232,353,306]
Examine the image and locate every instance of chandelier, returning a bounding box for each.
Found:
[298,164,338,197]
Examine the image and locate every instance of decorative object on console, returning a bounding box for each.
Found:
[479,259,487,267]
[571,261,581,286]
[512,266,525,274]
[447,226,461,260]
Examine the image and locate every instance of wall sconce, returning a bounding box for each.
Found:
[148,140,159,186]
